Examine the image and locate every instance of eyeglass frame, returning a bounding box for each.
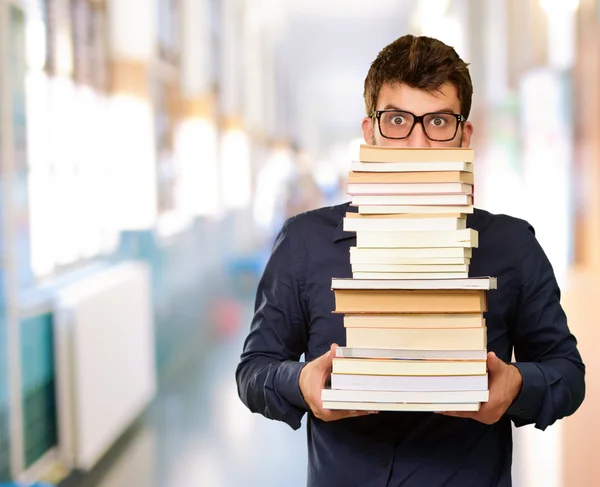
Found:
[370,109,466,142]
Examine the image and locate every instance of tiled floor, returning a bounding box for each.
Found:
[63,302,308,487]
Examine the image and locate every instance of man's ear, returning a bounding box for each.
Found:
[362,117,375,145]
[461,121,474,147]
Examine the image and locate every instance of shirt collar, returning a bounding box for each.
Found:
[333,202,357,243]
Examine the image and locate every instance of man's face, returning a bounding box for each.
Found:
[362,82,473,148]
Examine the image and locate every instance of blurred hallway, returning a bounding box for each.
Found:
[61,288,308,487]
[1,0,600,486]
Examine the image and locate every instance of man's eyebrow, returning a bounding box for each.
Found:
[380,105,458,114]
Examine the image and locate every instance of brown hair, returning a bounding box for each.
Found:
[364,35,473,119]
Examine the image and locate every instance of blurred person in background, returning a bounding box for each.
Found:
[236,35,585,487]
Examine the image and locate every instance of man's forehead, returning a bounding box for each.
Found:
[376,82,460,112]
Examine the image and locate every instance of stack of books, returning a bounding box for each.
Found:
[321,145,495,412]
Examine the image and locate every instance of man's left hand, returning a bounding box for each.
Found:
[439,351,523,425]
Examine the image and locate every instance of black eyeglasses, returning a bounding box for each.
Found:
[371,109,466,142]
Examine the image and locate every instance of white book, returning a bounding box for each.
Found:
[335,347,487,360]
[343,314,485,329]
[331,276,497,290]
[347,182,473,195]
[351,161,473,172]
[358,204,475,214]
[352,194,472,206]
[355,228,478,249]
[322,388,489,404]
[352,271,469,280]
[349,247,472,261]
[322,401,481,412]
[343,217,466,232]
[330,373,489,392]
[351,263,469,273]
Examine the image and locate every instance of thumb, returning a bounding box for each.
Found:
[318,343,339,368]
[487,351,504,372]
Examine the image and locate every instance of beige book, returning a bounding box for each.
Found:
[359,145,475,163]
[349,247,472,262]
[333,289,488,314]
[343,313,485,329]
[358,204,474,214]
[348,170,475,184]
[345,327,487,351]
[352,194,472,206]
[332,358,487,376]
[355,228,478,249]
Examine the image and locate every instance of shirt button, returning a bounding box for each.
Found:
[379,458,389,468]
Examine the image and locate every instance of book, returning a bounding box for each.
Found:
[330,373,489,392]
[343,313,485,329]
[351,264,469,273]
[334,346,487,360]
[352,194,472,206]
[331,277,496,290]
[359,145,475,163]
[349,247,472,262]
[358,204,474,214]
[347,170,474,184]
[352,272,469,280]
[355,228,478,248]
[321,401,481,412]
[344,216,467,232]
[347,182,473,195]
[333,289,488,314]
[351,161,473,173]
[322,388,489,404]
[345,327,487,351]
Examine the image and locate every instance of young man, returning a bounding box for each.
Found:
[235,35,585,487]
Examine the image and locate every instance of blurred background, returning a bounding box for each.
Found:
[0,0,598,486]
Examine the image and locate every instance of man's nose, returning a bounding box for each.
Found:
[406,122,432,148]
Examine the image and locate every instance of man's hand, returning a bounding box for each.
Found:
[439,351,523,425]
[300,343,378,421]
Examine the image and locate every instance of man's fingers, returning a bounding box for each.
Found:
[318,409,379,421]
[437,411,475,418]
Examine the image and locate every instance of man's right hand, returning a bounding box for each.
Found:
[299,343,378,421]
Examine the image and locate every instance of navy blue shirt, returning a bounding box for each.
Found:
[235,203,585,487]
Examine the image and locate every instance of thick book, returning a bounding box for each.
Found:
[355,228,478,248]
[333,289,488,314]
[352,194,472,206]
[343,313,485,329]
[359,145,475,163]
[352,271,469,280]
[330,372,489,392]
[349,247,472,262]
[345,327,487,351]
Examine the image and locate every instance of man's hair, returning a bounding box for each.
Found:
[364,35,473,119]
